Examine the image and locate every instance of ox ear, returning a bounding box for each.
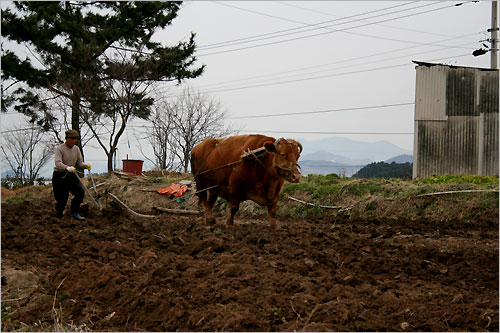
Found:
[264,141,276,152]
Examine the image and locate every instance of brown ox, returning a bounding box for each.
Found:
[190,134,302,230]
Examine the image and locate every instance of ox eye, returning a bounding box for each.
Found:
[280,153,286,158]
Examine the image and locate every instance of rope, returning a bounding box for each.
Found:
[242,147,268,171]
[62,169,86,179]
[287,196,352,211]
[415,189,499,197]
[194,159,243,176]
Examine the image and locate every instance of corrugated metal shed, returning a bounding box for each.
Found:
[413,61,499,178]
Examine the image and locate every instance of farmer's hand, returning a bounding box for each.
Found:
[84,164,91,171]
[66,166,76,173]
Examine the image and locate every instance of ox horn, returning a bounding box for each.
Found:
[274,138,302,153]
[287,139,303,153]
[274,138,283,148]
[296,141,303,153]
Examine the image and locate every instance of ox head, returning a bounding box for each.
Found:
[264,138,302,183]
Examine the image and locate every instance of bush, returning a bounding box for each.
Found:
[1,175,24,190]
[1,175,47,189]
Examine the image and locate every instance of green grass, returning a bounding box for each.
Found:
[341,182,383,197]
[399,185,435,198]
[416,174,498,185]
[278,174,498,221]
[145,175,194,184]
[283,175,388,199]
[3,193,38,205]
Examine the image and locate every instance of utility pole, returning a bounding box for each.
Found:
[491,1,498,69]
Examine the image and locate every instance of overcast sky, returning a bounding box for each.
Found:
[1,1,496,173]
[139,0,493,151]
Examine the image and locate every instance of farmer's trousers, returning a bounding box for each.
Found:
[52,171,85,214]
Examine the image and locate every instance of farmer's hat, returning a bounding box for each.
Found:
[65,129,80,139]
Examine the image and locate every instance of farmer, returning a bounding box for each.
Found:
[52,129,91,220]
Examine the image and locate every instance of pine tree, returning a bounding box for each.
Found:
[2,1,203,158]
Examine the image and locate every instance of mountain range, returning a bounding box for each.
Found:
[298,136,412,176]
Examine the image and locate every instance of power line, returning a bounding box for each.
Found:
[127,100,415,127]
[125,126,415,136]
[198,2,470,57]
[1,127,41,134]
[156,32,482,99]
[228,102,414,119]
[274,1,477,41]
[125,127,415,136]
[99,2,453,58]
[299,163,368,168]
[201,1,438,50]
[185,63,410,94]
[160,52,472,97]
[236,130,414,135]
[172,37,478,94]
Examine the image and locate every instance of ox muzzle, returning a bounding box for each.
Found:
[277,164,302,183]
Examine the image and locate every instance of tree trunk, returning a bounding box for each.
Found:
[71,92,81,153]
[107,150,114,175]
[183,150,189,173]
[71,92,84,177]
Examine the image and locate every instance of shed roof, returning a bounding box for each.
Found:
[412,60,498,72]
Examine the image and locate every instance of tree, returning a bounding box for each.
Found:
[353,161,413,179]
[146,101,178,170]
[1,1,204,161]
[1,121,56,187]
[148,87,234,172]
[83,48,156,174]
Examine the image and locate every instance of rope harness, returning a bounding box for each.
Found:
[241,146,268,171]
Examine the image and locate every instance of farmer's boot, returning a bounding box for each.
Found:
[71,201,85,221]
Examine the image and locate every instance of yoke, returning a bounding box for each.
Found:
[241,146,266,160]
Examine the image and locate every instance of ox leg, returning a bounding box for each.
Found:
[205,191,218,225]
[268,204,278,230]
[198,189,217,225]
[225,197,240,228]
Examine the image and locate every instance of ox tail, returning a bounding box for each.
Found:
[190,150,201,179]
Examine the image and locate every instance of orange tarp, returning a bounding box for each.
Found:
[157,183,188,197]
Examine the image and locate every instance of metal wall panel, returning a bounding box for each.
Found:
[446,68,477,116]
[414,65,448,121]
[481,113,499,175]
[478,70,499,176]
[413,62,498,178]
[479,70,499,114]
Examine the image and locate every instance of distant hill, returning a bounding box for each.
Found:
[385,154,413,164]
[353,161,413,179]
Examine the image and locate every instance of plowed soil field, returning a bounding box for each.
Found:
[1,177,498,332]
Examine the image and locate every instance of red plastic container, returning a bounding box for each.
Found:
[122,159,144,175]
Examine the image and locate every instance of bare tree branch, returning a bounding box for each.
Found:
[147,87,235,173]
[1,120,56,186]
